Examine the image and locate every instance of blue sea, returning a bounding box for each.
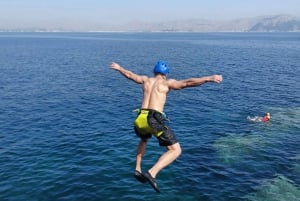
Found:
[0,32,300,201]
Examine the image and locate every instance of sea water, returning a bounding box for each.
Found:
[0,32,300,201]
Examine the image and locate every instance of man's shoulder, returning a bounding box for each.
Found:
[140,75,150,81]
[166,78,178,83]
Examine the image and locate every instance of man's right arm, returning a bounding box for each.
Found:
[109,62,147,84]
[168,75,223,90]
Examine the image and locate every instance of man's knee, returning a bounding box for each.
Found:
[168,143,182,156]
[176,145,182,157]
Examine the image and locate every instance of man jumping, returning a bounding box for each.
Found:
[110,61,223,193]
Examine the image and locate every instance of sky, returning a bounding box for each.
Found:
[0,0,299,30]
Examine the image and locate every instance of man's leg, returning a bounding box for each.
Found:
[135,139,147,172]
[148,142,181,178]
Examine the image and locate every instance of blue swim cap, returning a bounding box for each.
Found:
[153,60,169,75]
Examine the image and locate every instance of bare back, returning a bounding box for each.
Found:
[141,75,169,113]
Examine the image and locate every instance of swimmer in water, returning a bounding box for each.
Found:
[247,113,271,122]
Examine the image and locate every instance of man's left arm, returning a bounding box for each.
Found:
[109,62,147,84]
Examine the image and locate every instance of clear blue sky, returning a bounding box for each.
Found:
[1,0,299,29]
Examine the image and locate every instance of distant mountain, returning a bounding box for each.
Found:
[114,15,300,32]
[248,15,300,32]
[1,15,300,32]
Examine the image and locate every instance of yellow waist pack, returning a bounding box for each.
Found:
[134,110,163,137]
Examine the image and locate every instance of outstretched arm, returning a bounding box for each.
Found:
[109,62,147,84]
[168,75,223,90]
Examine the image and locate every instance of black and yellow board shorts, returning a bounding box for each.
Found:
[134,109,178,146]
